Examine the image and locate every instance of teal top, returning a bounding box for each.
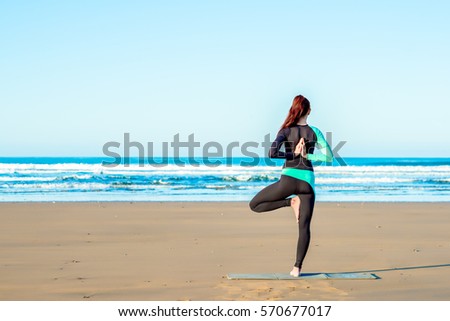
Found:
[279,126,333,194]
[305,126,334,163]
[281,167,316,194]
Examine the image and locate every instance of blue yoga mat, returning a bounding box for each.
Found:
[227,272,379,280]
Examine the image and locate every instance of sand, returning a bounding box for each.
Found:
[0,202,449,301]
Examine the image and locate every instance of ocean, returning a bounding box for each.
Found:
[0,157,449,202]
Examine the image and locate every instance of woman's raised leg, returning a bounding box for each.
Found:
[249,175,297,213]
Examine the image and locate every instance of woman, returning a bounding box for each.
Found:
[249,94,333,277]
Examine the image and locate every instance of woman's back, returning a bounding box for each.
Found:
[270,124,333,171]
[283,124,317,171]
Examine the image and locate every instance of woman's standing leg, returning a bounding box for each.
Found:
[294,191,315,269]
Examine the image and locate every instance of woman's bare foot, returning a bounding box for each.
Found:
[290,196,301,223]
[290,266,301,277]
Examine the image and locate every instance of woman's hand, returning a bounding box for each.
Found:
[294,138,307,158]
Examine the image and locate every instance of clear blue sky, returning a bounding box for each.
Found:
[1,0,449,157]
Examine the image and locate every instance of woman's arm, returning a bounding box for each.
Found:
[306,126,334,163]
[268,128,298,160]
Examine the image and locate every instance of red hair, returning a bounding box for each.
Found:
[280,95,311,130]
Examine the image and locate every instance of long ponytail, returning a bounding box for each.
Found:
[280,95,311,130]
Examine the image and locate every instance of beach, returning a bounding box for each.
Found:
[0,201,449,301]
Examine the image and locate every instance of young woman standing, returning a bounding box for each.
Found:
[249,95,333,277]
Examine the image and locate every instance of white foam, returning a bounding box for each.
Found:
[5,183,110,191]
[316,177,413,184]
[0,176,56,182]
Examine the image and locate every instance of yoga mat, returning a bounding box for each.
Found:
[227,272,379,280]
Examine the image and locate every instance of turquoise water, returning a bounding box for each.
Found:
[0,157,449,202]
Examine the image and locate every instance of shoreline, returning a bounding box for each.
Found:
[1,202,449,300]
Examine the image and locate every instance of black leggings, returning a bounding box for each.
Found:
[249,174,315,268]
